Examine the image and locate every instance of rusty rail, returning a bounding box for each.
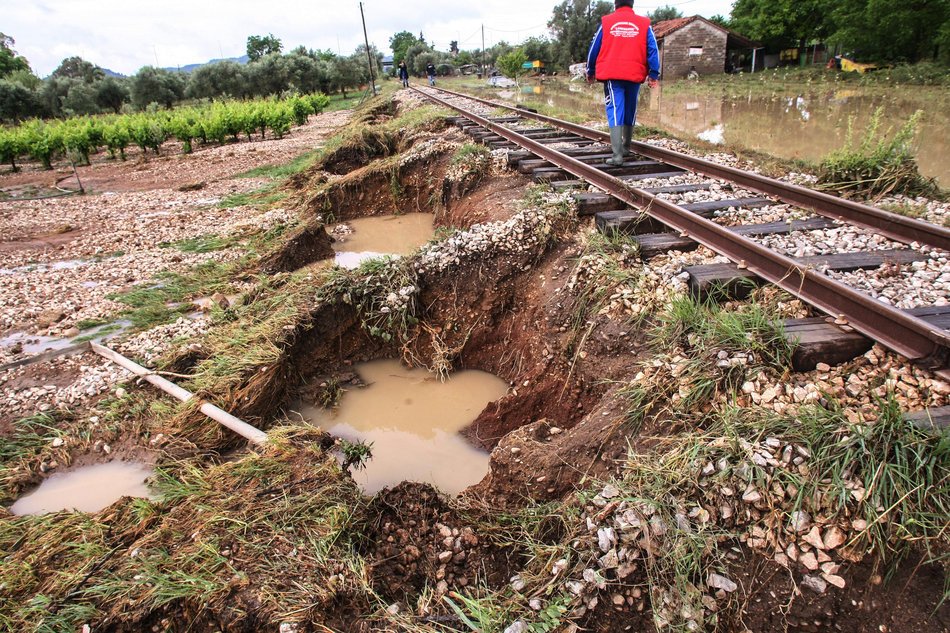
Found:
[412,86,950,378]
[422,85,950,252]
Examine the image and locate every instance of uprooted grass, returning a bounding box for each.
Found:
[107,260,240,330]
[308,96,449,177]
[817,107,942,200]
[0,428,375,632]
[0,391,174,504]
[108,223,293,330]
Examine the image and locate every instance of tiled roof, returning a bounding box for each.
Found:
[651,16,698,39]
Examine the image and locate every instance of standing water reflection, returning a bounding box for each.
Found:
[487,80,948,185]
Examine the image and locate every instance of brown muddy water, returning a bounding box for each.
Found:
[297,359,509,495]
[9,461,154,515]
[331,213,435,269]
[491,80,949,185]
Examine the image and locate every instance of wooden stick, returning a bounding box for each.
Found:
[90,342,268,445]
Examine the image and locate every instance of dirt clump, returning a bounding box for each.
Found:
[363,482,511,604]
[259,221,335,273]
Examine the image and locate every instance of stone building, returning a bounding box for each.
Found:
[652,16,758,78]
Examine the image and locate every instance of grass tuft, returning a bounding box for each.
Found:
[817,108,941,200]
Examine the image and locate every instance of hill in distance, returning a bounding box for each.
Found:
[99,55,250,78]
[167,55,250,73]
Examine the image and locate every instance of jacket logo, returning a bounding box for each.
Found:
[609,21,640,38]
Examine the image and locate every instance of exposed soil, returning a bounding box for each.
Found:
[362,483,512,602]
[1,91,947,633]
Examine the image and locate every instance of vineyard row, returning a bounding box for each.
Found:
[0,93,331,171]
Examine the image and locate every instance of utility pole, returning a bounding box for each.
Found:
[481,24,486,78]
[359,2,377,95]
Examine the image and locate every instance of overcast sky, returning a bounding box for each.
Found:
[7,0,736,77]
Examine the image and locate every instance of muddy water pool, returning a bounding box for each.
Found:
[331,213,434,269]
[298,359,509,495]
[9,461,154,515]
[485,80,949,185]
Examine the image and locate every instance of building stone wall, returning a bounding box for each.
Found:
[659,21,727,78]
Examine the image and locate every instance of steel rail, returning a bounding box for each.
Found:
[412,86,950,377]
[423,85,950,252]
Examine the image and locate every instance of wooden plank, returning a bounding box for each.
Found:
[588,195,770,227]
[784,318,875,371]
[0,341,91,373]
[577,193,628,215]
[633,217,839,259]
[506,145,612,169]
[785,305,950,371]
[619,171,689,183]
[551,179,587,191]
[904,406,950,432]
[687,249,932,300]
[677,197,773,216]
[904,304,950,330]
[534,161,678,183]
[595,210,666,233]
[533,136,598,146]
[642,183,713,195]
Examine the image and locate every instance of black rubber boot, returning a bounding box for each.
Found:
[605,126,625,166]
[622,125,633,156]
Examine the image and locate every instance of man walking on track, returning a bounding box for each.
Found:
[586,0,660,165]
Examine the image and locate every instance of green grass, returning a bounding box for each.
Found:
[653,293,795,369]
[218,185,288,209]
[236,148,323,179]
[817,107,941,200]
[159,234,236,253]
[325,92,364,112]
[71,323,123,343]
[74,317,111,330]
[451,142,490,166]
[107,260,240,330]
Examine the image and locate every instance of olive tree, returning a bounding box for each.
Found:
[130,66,186,109]
[186,61,248,100]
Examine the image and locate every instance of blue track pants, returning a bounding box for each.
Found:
[603,79,641,127]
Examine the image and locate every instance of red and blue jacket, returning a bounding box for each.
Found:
[586,6,659,83]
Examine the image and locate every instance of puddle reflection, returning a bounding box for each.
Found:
[299,359,509,495]
[10,461,154,515]
[478,79,948,184]
[331,213,434,269]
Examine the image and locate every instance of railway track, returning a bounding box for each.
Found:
[411,85,950,380]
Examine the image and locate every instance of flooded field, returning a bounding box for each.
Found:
[331,213,435,269]
[9,461,154,515]
[299,359,509,494]
[487,79,949,185]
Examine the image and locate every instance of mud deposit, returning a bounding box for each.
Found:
[0,90,947,633]
[9,461,153,515]
[331,213,435,269]
[299,359,508,494]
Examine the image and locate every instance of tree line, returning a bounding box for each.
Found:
[391,0,947,80]
[0,33,381,123]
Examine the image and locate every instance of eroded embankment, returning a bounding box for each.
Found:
[1,88,947,633]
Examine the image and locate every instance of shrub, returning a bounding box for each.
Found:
[817,108,941,200]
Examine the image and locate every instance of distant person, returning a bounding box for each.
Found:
[586,0,660,166]
[426,62,437,86]
[398,61,409,88]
